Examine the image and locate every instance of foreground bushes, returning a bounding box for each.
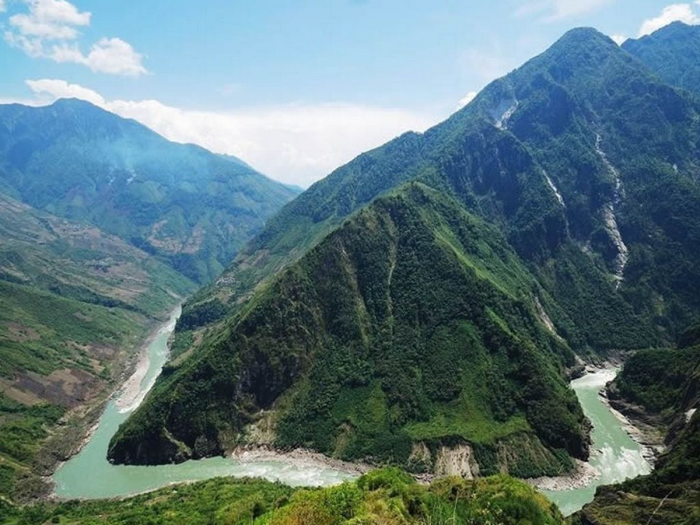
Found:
[2,468,564,525]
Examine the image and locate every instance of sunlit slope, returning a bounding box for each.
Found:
[0,99,299,283]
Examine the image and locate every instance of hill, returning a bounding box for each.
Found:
[1,468,565,525]
[108,184,588,476]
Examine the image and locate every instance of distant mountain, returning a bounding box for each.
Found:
[110,25,700,479]
[0,191,195,499]
[624,22,700,97]
[0,99,299,283]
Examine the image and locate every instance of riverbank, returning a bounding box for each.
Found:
[231,448,372,478]
[603,387,666,463]
[8,310,176,504]
[542,366,653,516]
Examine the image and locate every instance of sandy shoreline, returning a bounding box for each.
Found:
[231,447,373,478]
[114,308,180,414]
[599,389,664,464]
[527,459,600,491]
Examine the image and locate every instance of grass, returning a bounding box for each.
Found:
[0,468,565,525]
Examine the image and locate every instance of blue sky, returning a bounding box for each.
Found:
[0,0,695,186]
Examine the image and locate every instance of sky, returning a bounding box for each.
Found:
[1,0,698,187]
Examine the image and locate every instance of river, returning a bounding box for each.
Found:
[53,312,651,515]
[52,309,355,499]
[544,368,651,515]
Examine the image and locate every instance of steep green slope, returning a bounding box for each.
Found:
[109,184,588,477]
[182,26,700,354]
[115,26,700,479]
[1,469,565,525]
[623,22,700,97]
[0,99,298,283]
[574,340,700,525]
[0,193,195,501]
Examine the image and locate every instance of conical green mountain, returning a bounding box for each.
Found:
[109,184,587,475]
[110,26,700,477]
[0,99,299,283]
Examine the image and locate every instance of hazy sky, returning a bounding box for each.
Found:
[1,0,695,186]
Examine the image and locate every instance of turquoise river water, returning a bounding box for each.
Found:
[53,311,651,515]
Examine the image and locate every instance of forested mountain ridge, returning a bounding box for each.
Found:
[623,22,700,98]
[0,99,299,283]
[180,26,700,352]
[111,25,700,478]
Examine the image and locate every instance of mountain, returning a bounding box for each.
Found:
[181,26,700,349]
[110,26,700,478]
[109,184,587,476]
[623,22,700,97]
[573,330,700,525]
[0,191,195,499]
[0,99,299,283]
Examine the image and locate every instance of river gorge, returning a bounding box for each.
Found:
[52,311,652,516]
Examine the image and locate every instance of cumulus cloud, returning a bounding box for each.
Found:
[638,4,700,37]
[457,92,477,108]
[23,79,438,187]
[25,78,105,105]
[516,0,614,21]
[4,0,147,76]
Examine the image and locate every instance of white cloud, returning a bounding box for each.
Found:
[0,1,7,12]
[25,78,105,105]
[457,92,477,108]
[23,79,438,187]
[638,4,700,37]
[4,0,147,76]
[610,34,627,45]
[9,0,90,40]
[516,0,614,21]
[57,38,147,76]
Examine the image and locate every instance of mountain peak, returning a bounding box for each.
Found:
[49,97,103,112]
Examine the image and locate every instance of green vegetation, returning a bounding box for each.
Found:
[623,22,700,97]
[614,346,700,417]
[109,184,587,477]
[0,99,298,284]
[1,468,565,524]
[0,193,197,501]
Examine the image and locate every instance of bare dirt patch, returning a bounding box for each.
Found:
[6,322,41,343]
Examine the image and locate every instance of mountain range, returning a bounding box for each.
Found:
[1,19,700,525]
[108,22,700,497]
